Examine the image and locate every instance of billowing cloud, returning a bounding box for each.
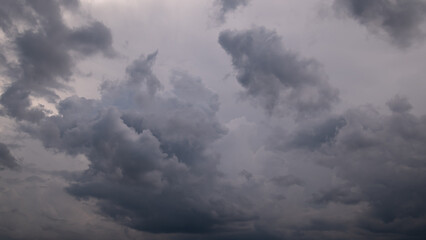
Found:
[219,27,339,117]
[334,0,426,47]
[19,53,260,235]
[272,99,426,238]
[0,0,114,122]
[1,1,426,240]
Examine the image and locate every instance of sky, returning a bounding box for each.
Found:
[0,0,426,239]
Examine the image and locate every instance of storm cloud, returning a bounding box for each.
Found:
[20,53,258,235]
[1,1,426,240]
[0,0,113,122]
[219,27,339,117]
[334,0,426,47]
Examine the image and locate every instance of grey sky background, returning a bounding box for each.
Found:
[1,0,426,239]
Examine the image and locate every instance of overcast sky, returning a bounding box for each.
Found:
[1,0,426,239]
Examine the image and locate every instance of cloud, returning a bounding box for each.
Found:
[257,95,426,239]
[214,0,250,24]
[0,0,114,122]
[0,142,19,170]
[1,1,426,239]
[19,53,259,235]
[386,95,412,113]
[0,168,158,240]
[219,27,339,117]
[334,0,426,48]
[1,1,261,237]
[297,99,426,238]
[285,116,347,150]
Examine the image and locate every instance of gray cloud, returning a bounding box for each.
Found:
[334,0,426,48]
[219,27,339,117]
[1,2,261,236]
[286,116,347,150]
[259,96,426,239]
[0,142,19,170]
[1,1,426,239]
[387,95,412,113]
[0,0,114,122]
[19,53,258,235]
[299,99,426,238]
[214,0,250,24]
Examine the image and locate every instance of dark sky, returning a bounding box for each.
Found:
[1,0,426,239]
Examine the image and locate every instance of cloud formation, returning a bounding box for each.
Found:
[19,53,259,236]
[0,0,114,122]
[334,0,426,47]
[219,27,339,117]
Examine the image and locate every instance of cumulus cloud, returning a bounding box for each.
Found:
[219,27,339,117]
[18,53,260,236]
[270,98,426,239]
[0,0,114,122]
[0,1,262,237]
[334,0,426,47]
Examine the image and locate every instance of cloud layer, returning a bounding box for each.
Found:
[0,0,113,122]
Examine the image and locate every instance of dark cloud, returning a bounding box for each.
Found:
[219,27,339,117]
[19,53,257,235]
[0,142,19,170]
[214,0,250,24]
[305,99,426,238]
[334,0,426,47]
[387,95,412,113]
[259,95,426,239]
[0,0,34,35]
[301,218,348,232]
[0,0,114,122]
[67,21,114,57]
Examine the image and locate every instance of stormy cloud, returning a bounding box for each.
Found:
[0,0,113,122]
[1,1,426,240]
[219,27,339,117]
[334,0,426,47]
